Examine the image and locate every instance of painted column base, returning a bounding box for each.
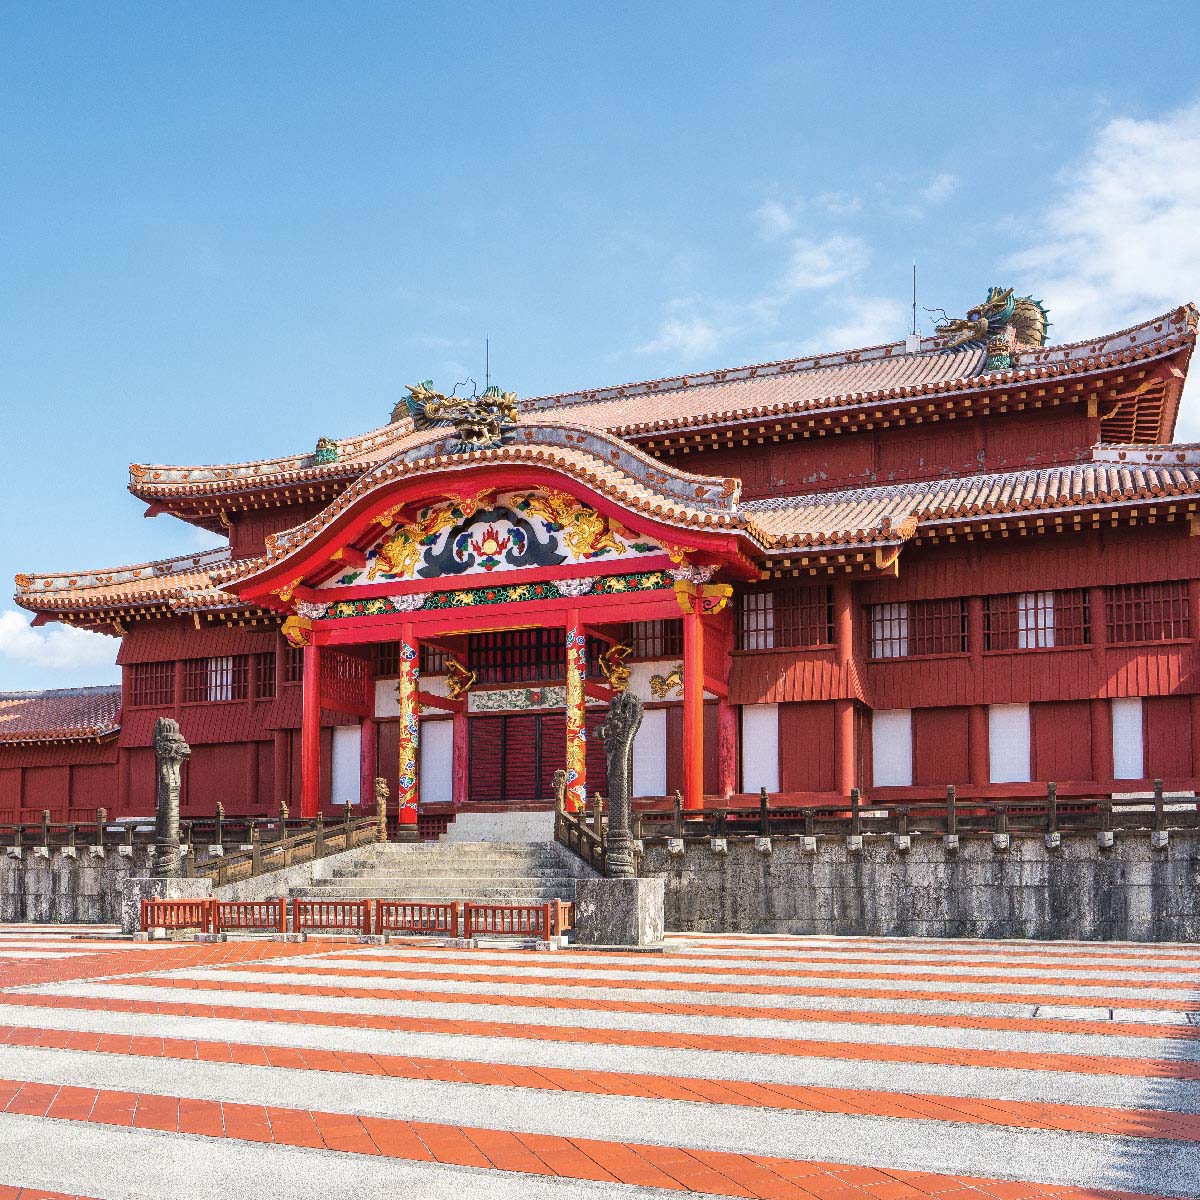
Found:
[573,876,665,947]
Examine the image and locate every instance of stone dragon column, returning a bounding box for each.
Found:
[600,689,643,878]
[151,717,191,879]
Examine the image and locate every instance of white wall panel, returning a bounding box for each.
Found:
[741,704,779,793]
[872,709,913,787]
[1112,698,1144,780]
[330,725,361,806]
[632,707,667,797]
[988,704,1031,784]
[420,719,454,805]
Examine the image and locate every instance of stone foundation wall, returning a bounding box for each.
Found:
[640,832,1200,941]
[0,849,153,924]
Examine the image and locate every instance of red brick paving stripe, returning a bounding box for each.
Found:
[120,973,1200,1042]
[0,1076,1175,1200]
[227,960,1200,1010]
[0,1020,1196,1143]
[3,990,1195,1082]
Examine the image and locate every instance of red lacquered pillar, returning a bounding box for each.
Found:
[300,642,321,818]
[359,716,377,807]
[682,610,705,810]
[397,627,420,828]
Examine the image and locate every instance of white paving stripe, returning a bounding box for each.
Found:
[0,1042,1195,1196]
[22,979,1200,1059]
[0,997,1192,1113]
[157,965,1200,1017]
[215,958,1200,1002]
[0,1109,680,1200]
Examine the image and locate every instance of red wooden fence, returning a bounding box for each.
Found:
[463,901,574,938]
[291,899,372,935]
[374,900,459,936]
[215,899,287,933]
[140,898,213,933]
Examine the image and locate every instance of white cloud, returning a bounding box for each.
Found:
[0,611,118,678]
[753,199,795,239]
[636,315,728,358]
[815,191,863,217]
[920,172,959,206]
[1010,100,1200,341]
[780,234,871,292]
[794,295,908,356]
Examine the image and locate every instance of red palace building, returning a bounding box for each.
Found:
[4,291,1199,839]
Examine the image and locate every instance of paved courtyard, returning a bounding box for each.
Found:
[0,927,1194,1199]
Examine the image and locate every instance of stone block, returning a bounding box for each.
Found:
[755,837,772,854]
[801,836,817,853]
[1044,832,1062,851]
[893,835,911,852]
[845,835,862,852]
[943,834,960,851]
[118,845,134,857]
[992,833,1011,851]
[709,838,728,855]
[1097,830,1115,849]
[666,838,684,856]
[60,847,78,860]
[88,845,105,859]
[120,876,214,935]
[1151,830,1169,850]
[573,876,665,947]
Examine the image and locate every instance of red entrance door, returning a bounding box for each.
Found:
[468,712,608,802]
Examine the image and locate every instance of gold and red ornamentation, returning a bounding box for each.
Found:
[673,577,732,616]
[564,623,587,813]
[281,615,311,647]
[396,638,420,825]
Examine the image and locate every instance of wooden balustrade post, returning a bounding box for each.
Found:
[673,790,684,838]
[215,802,225,852]
[542,902,552,941]
[315,812,325,858]
[850,788,862,836]
[290,897,300,935]
[590,790,603,836]
[278,897,287,934]
[994,805,1009,835]
[250,824,261,875]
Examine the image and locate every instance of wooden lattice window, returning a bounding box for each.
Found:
[373,643,446,676]
[469,629,575,684]
[283,645,305,685]
[127,661,174,708]
[1106,581,1190,644]
[184,656,249,703]
[628,620,682,659]
[255,653,276,699]
[869,599,966,658]
[321,651,370,713]
[985,590,1089,651]
[736,586,832,651]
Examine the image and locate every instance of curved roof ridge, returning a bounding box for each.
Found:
[0,684,121,700]
[126,304,1196,490]
[15,546,230,594]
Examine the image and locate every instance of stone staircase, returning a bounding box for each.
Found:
[289,840,596,905]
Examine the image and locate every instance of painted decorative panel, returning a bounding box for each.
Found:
[324,489,664,587]
[319,570,673,620]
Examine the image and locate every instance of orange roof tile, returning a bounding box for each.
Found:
[127,305,1197,503]
[0,686,121,745]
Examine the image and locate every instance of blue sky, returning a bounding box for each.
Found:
[2,2,1199,690]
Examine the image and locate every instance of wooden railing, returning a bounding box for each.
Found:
[141,896,574,939]
[635,781,1200,841]
[553,793,608,874]
[198,809,382,886]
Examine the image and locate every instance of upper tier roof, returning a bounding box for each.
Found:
[0,686,121,745]
[127,305,1197,515]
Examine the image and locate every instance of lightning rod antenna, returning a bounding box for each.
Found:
[485,339,490,391]
[911,261,918,337]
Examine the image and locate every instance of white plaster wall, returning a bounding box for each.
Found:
[330,725,361,806]
[420,719,454,805]
[627,660,715,703]
[375,675,450,718]
[871,709,913,788]
[1112,697,1144,780]
[989,704,1031,784]
[741,704,779,793]
[633,707,668,797]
